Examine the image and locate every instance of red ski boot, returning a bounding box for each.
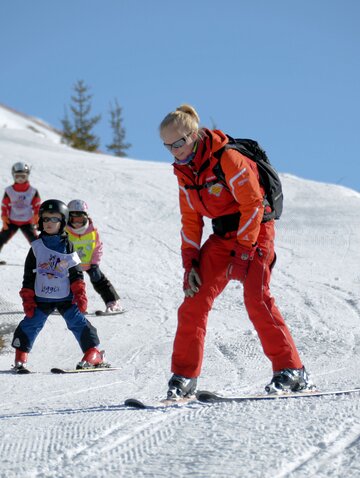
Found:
[14,350,28,372]
[76,347,109,369]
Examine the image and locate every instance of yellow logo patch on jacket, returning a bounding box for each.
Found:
[208,183,224,197]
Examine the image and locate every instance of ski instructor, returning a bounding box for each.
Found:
[159,104,312,398]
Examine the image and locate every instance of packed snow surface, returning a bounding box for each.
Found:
[0,105,360,477]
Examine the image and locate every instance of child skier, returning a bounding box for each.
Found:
[0,162,41,261]
[65,199,123,314]
[11,199,108,372]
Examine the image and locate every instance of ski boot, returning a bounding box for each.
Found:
[14,350,28,372]
[105,300,124,313]
[167,374,197,399]
[76,347,110,369]
[265,366,314,394]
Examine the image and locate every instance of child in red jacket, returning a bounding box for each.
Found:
[0,162,40,262]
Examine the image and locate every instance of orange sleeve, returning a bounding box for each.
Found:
[1,193,10,217]
[221,149,264,247]
[31,190,41,215]
[178,180,204,252]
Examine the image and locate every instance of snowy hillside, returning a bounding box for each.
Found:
[0,103,62,144]
[0,110,360,478]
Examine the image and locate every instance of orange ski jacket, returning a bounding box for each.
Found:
[173,129,265,256]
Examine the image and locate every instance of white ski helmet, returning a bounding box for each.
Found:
[12,162,31,178]
[67,199,89,215]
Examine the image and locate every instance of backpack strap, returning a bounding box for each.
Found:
[213,138,277,223]
[184,180,219,191]
[184,158,219,191]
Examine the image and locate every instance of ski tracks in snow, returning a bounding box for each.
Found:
[0,401,209,478]
[274,418,360,478]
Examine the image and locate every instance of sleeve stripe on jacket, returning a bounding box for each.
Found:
[229,168,247,202]
[179,186,194,210]
[181,230,201,250]
[237,207,260,237]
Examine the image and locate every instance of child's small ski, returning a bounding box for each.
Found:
[94,309,126,316]
[51,366,120,374]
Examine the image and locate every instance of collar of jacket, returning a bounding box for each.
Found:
[12,181,30,192]
[175,128,228,173]
[40,232,68,253]
[66,219,91,236]
[172,129,229,181]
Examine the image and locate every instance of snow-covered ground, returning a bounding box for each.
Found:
[0,103,62,144]
[0,105,360,478]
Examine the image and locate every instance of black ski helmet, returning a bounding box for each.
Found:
[38,199,69,233]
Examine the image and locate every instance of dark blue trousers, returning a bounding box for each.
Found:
[12,301,100,353]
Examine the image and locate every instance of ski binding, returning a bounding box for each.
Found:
[13,367,31,375]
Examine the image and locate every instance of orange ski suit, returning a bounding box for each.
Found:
[171,129,303,378]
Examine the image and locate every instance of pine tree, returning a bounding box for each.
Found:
[107,98,131,157]
[61,107,76,146]
[61,80,101,152]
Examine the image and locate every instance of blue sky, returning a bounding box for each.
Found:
[1,0,359,191]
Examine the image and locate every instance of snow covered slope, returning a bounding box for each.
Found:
[0,114,360,478]
[0,103,62,144]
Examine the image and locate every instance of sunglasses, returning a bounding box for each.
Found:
[14,174,28,179]
[163,132,192,151]
[42,217,62,223]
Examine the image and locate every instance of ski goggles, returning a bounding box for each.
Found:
[163,132,192,151]
[14,173,28,179]
[69,211,87,217]
[42,217,62,223]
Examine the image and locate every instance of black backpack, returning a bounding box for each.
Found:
[213,136,283,221]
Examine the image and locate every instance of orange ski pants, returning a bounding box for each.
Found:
[171,221,303,378]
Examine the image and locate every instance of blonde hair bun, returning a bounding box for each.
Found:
[160,103,200,134]
[176,104,200,124]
